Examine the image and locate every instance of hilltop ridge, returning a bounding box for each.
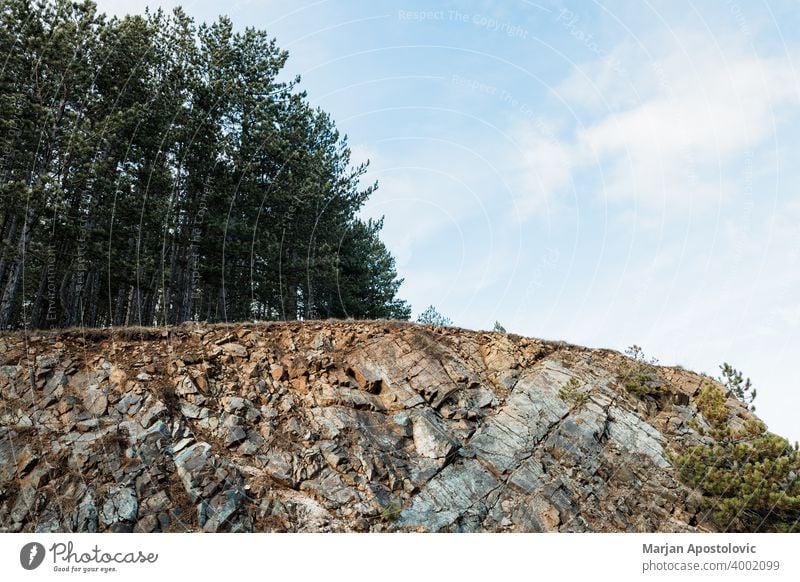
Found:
[0,321,765,532]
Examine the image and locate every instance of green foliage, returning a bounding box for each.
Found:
[618,345,665,400]
[674,383,800,532]
[417,305,452,327]
[493,321,507,333]
[719,363,757,410]
[559,377,588,407]
[332,218,411,320]
[693,382,730,437]
[381,499,402,522]
[0,0,409,329]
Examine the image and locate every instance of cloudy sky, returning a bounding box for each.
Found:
[97,0,800,442]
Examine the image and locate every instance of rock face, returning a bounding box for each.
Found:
[0,321,753,532]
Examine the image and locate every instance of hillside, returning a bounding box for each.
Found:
[0,321,773,532]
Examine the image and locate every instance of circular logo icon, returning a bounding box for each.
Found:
[20,542,46,570]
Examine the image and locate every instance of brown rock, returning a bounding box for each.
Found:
[270,364,286,381]
[290,376,308,393]
[108,366,127,388]
[15,447,38,476]
[348,361,384,393]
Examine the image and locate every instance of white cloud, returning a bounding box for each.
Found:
[512,126,575,218]
[516,32,800,215]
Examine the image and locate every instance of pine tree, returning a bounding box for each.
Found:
[0,0,410,328]
[674,382,800,532]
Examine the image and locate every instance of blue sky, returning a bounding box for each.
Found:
[97,0,800,443]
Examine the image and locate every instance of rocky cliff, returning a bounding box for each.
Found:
[0,321,757,533]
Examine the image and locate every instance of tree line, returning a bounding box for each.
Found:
[0,0,410,330]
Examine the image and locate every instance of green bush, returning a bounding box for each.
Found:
[417,306,452,327]
[618,345,665,400]
[493,321,507,333]
[674,383,800,532]
[382,499,403,522]
[559,377,588,407]
[690,382,729,437]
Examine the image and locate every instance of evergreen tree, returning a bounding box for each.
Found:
[0,0,410,328]
[417,305,452,326]
[675,382,800,532]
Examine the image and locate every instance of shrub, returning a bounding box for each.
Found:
[559,377,588,407]
[493,321,507,333]
[382,499,403,522]
[618,345,665,400]
[693,382,729,437]
[416,306,453,327]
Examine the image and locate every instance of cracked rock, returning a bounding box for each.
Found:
[101,487,138,525]
[0,321,750,533]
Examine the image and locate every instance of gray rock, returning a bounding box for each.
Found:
[508,457,546,493]
[203,489,244,532]
[221,343,248,358]
[10,481,38,524]
[0,365,19,381]
[470,365,570,473]
[311,332,330,351]
[264,450,296,488]
[120,419,169,443]
[174,442,212,501]
[34,508,62,533]
[172,437,194,454]
[141,491,171,514]
[73,492,98,532]
[238,431,265,456]
[399,459,502,532]
[83,387,108,416]
[411,410,458,459]
[316,384,386,411]
[75,418,100,432]
[606,406,669,468]
[101,487,138,525]
[222,413,244,427]
[225,426,247,447]
[139,401,168,428]
[222,396,248,412]
[115,393,143,416]
[245,407,261,423]
[42,370,67,405]
[180,401,207,419]
[176,376,199,396]
[10,465,49,524]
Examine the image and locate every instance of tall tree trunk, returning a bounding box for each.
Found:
[0,209,35,329]
[0,212,19,293]
[123,286,134,326]
[88,271,100,327]
[30,256,49,329]
[113,285,129,326]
